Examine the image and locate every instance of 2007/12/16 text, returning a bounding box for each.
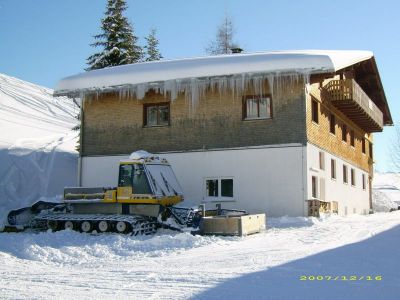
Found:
[299,275,382,281]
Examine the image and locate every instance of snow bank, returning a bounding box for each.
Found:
[267,215,319,228]
[0,74,79,226]
[0,229,222,265]
[372,172,400,212]
[1,212,400,299]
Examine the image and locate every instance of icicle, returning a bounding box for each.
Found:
[189,78,199,111]
[136,83,146,99]
[79,70,313,113]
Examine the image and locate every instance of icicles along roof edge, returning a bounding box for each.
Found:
[54,50,373,98]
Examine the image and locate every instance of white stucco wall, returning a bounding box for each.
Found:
[81,144,306,217]
[306,143,370,215]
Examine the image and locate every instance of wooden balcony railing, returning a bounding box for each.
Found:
[323,79,383,132]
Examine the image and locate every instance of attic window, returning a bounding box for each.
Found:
[144,102,170,127]
[243,95,272,120]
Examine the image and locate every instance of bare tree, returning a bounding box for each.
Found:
[206,14,240,55]
[390,126,400,171]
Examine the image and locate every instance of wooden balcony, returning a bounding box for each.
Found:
[323,79,383,132]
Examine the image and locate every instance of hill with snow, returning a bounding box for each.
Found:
[372,172,400,211]
[0,73,79,226]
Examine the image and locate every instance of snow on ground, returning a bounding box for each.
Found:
[0,212,399,299]
[0,73,79,226]
[372,172,400,212]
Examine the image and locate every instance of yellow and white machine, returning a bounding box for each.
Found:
[35,151,186,235]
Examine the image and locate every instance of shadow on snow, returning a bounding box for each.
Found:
[193,224,400,300]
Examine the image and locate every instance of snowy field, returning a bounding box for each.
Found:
[1,212,400,300]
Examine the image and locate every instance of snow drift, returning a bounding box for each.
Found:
[0,73,79,226]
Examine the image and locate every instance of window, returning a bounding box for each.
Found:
[319,152,325,170]
[343,165,348,184]
[312,176,318,198]
[221,179,233,197]
[362,138,366,154]
[351,168,356,186]
[350,130,355,147]
[362,174,366,190]
[312,98,319,123]
[205,178,234,201]
[342,124,347,142]
[206,179,218,197]
[144,103,170,127]
[243,96,272,120]
[331,159,336,180]
[118,164,152,194]
[329,114,336,134]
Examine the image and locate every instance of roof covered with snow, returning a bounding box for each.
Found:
[54,50,374,96]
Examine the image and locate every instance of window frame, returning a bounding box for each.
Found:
[351,168,356,187]
[343,164,348,184]
[350,130,355,147]
[319,151,325,170]
[311,98,319,124]
[362,138,366,154]
[204,177,235,202]
[242,95,273,120]
[362,173,366,190]
[329,113,336,135]
[143,102,171,127]
[331,159,336,180]
[342,124,347,142]
[311,176,318,199]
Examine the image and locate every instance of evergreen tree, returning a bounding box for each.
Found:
[144,28,163,61]
[206,14,240,55]
[86,0,143,70]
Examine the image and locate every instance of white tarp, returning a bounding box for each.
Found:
[0,73,79,226]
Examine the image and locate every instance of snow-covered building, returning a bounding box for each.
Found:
[54,50,393,217]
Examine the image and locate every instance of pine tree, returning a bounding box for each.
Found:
[86,0,143,70]
[206,14,240,55]
[144,28,163,61]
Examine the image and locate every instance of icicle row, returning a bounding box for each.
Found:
[81,71,311,107]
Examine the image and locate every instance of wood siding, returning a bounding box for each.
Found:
[81,80,307,156]
[306,81,373,174]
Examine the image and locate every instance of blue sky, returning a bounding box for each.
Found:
[0,0,398,171]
